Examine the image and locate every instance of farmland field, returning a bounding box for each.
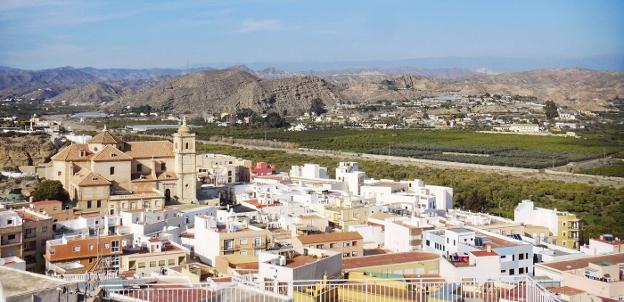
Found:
[149,126,623,169]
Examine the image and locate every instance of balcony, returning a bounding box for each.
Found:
[1,237,21,247]
[100,276,562,302]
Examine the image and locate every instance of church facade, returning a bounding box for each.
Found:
[46,119,197,215]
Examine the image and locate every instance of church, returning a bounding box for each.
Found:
[46,118,197,215]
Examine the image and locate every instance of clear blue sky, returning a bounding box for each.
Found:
[1,0,623,70]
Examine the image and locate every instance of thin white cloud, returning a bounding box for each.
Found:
[236,19,296,33]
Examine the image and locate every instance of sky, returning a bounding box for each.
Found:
[0,0,623,70]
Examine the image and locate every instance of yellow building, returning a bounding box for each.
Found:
[46,119,197,215]
[194,215,273,266]
[120,239,189,276]
[557,212,581,249]
[323,205,369,231]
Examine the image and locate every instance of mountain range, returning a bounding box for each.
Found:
[1,65,622,113]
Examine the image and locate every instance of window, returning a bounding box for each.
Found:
[161,163,166,171]
[7,219,13,225]
[97,200,102,208]
[240,239,248,245]
[426,240,430,246]
[316,244,324,249]
[87,200,92,208]
[137,163,142,172]
[453,240,456,246]
[501,270,506,273]
[512,255,515,261]
[352,241,357,246]
[351,251,358,257]
[42,225,48,233]
[88,257,94,264]
[519,267,525,274]
[89,244,94,251]
[110,166,115,175]
[57,171,62,176]
[24,228,36,239]
[509,269,515,275]
[329,243,336,248]
[73,245,81,252]
[111,240,119,252]
[138,262,145,268]
[168,259,175,266]
[49,247,55,255]
[254,237,262,247]
[224,239,234,250]
[343,242,350,247]
[105,243,110,249]
[158,260,166,266]
[525,253,528,259]
[240,250,248,255]
[519,253,524,260]
[185,142,189,149]
[343,253,350,257]
[150,261,156,267]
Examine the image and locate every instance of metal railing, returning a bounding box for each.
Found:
[101,276,562,302]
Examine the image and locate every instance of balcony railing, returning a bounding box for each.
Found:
[101,276,561,302]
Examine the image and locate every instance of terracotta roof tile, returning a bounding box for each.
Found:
[51,144,93,161]
[76,171,111,187]
[297,231,363,245]
[471,251,498,257]
[342,252,439,270]
[88,130,124,144]
[125,141,173,158]
[540,253,624,271]
[91,145,132,162]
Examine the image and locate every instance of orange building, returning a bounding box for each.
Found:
[29,199,76,224]
[45,234,123,274]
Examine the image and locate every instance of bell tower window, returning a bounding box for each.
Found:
[110,167,115,175]
[185,142,189,150]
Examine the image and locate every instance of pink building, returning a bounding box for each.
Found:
[250,162,276,179]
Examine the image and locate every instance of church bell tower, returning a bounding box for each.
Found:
[172,117,197,203]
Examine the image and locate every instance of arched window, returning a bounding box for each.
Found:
[110,166,115,175]
[185,142,189,149]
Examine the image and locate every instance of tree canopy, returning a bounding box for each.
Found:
[31,180,70,203]
[309,99,327,116]
[544,100,559,120]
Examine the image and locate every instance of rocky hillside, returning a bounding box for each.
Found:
[110,68,339,114]
[3,65,622,112]
[52,82,125,105]
[0,133,58,171]
[336,68,624,111]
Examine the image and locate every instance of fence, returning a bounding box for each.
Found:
[101,276,562,302]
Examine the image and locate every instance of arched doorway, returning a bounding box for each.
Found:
[164,189,171,203]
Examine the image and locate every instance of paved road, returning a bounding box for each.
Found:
[146,134,624,188]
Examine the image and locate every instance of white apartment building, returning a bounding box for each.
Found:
[580,234,624,256]
[384,218,434,252]
[439,249,501,283]
[258,247,341,296]
[423,227,534,278]
[289,164,328,179]
[194,215,271,266]
[335,162,367,195]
